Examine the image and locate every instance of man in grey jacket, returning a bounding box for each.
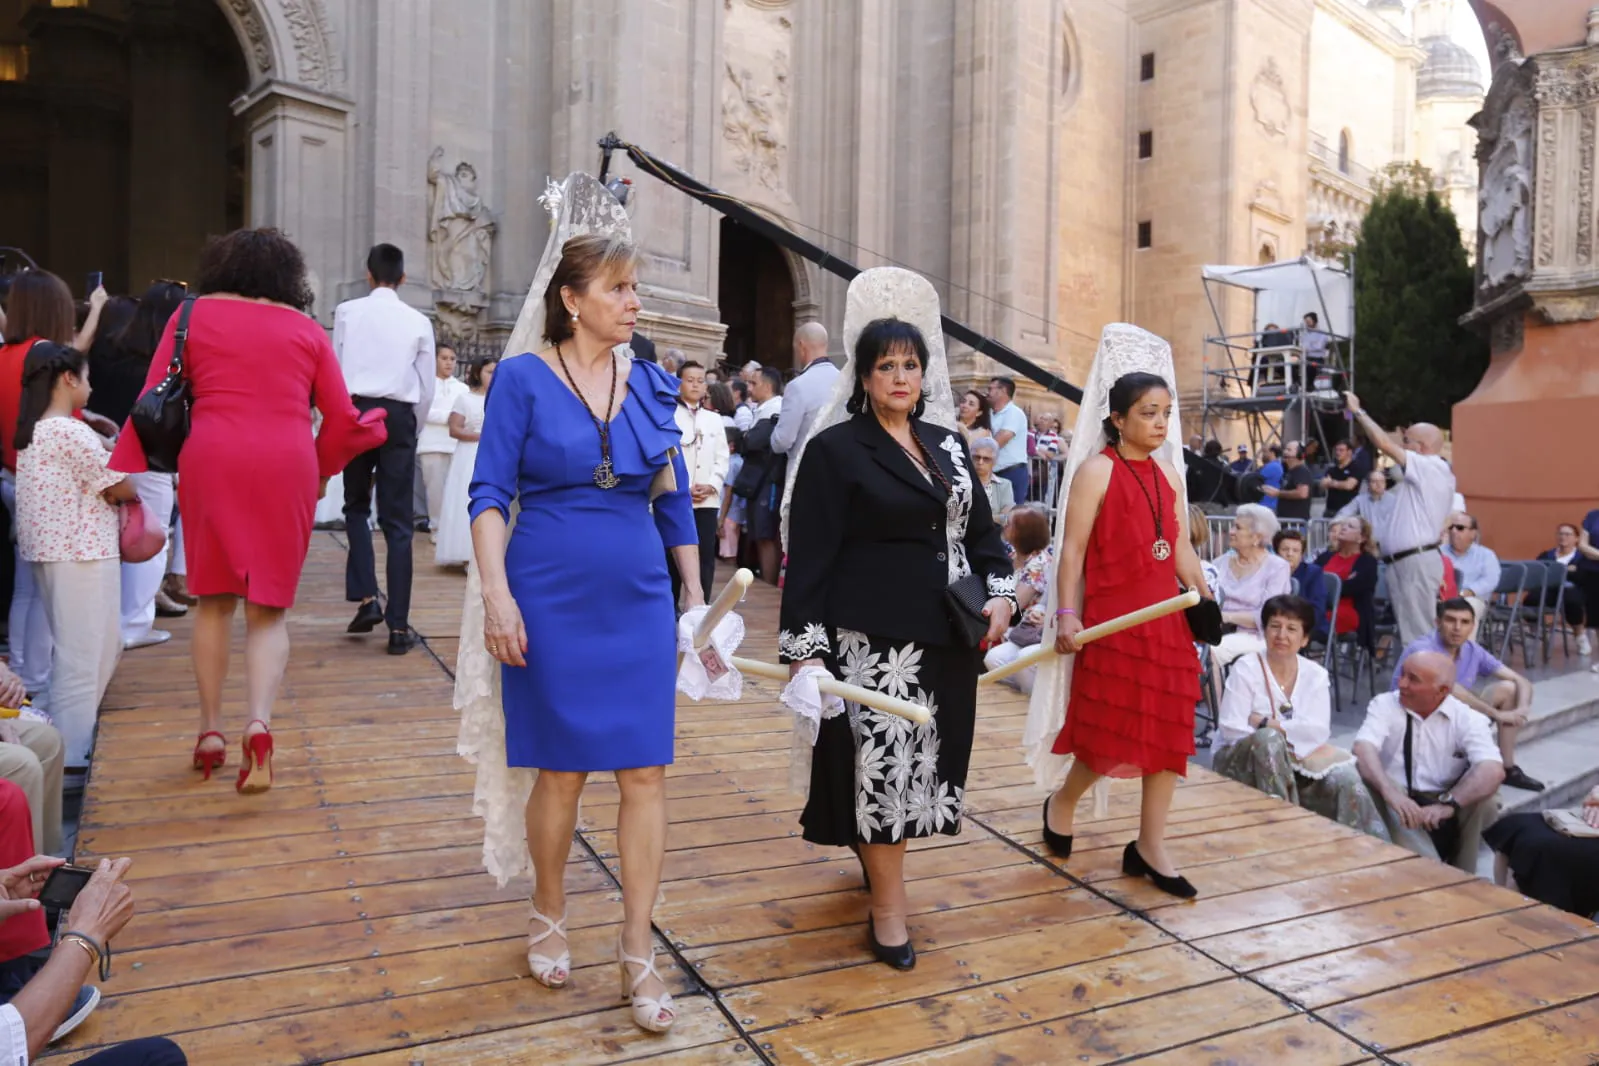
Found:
[772,322,838,456]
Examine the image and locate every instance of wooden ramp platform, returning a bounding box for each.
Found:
[52,535,1599,1064]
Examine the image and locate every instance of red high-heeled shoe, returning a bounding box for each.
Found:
[192,731,226,781]
[236,722,274,794]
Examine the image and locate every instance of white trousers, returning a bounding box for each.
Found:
[36,558,121,767]
[169,514,186,576]
[1390,549,1446,647]
[120,470,176,642]
[418,452,452,533]
[1,475,51,694]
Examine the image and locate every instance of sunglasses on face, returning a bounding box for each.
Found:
[1449,524,1471,532]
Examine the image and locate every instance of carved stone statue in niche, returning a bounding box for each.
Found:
[427,147,496,334]
[721,0,794,203]
[1250,58,1291,141]
[1478,95,1533,291]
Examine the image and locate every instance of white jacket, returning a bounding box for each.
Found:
[676,403,730,507]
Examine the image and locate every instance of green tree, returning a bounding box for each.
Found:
[1350,164,1488,429]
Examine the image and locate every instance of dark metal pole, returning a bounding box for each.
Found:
[602,133,1083,404]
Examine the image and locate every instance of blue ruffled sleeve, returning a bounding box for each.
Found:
[627,360,697,549]
[468,354,533,524]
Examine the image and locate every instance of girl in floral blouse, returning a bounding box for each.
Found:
[14,343,135,769]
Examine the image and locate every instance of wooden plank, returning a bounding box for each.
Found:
[1255,905,1599,1009]
[1399,995,1599,1065]
[1320,938,1599,1051]
[1115,1014,1372,1066]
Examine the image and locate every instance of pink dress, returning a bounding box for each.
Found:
[110,298,386,607]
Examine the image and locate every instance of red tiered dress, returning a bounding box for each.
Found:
[1051,448,1200,777]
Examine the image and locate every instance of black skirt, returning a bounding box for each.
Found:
[1484,813,1599,918]
[799,629,983,847]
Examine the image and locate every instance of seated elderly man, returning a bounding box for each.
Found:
[0,661,64,855]
[1354,650,1505,871]
[1214,595,1388,840]
[1392,597,1541,793]
[1441,511,1500,636]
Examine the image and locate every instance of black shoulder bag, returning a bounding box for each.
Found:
[129,296,198,473]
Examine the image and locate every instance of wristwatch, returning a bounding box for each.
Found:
[1438,792,1462,817]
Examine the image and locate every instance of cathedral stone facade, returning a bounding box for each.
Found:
[1,0,1481,411]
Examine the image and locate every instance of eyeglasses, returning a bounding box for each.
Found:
[1449,524,1471,532]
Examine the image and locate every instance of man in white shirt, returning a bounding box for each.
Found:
[1344,393,1456,645]
[1442,511,1501,636]
[771,322,838,456]
[415,345,468,541]
[333,244,437,655]
[987,376,1030,504]
[671,362,731,605]
[1353,651,1505,871]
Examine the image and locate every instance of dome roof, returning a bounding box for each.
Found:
[1418,35,1484,98]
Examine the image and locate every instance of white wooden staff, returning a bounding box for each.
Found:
[980,588,1201,685]
[730,656,933,725]
[694,568,754,650]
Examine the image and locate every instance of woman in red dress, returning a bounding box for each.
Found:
[1041,372,1208,897]
[110,229,386,793]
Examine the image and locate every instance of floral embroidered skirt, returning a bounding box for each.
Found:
[799,630,983,847]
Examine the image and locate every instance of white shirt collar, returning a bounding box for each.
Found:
[369,286,400,301]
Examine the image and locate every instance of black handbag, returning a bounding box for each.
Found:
[1185,594,1224,646]
[129,296,198,473]
[944,572,991,648]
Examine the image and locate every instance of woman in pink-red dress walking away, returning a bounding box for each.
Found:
[110,229,387,793]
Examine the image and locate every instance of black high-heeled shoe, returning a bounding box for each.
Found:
[867,915,916,971]
[1122,841,1197,899]
[1041,797,1073,860]
[848,842,871,891]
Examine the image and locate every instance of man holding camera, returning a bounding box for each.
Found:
[1353,650,1505,871]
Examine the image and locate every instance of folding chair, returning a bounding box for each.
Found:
[1482,562,1528,665]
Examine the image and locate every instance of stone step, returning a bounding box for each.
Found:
[1516,668,1599,745]
[1499,713,1599,815]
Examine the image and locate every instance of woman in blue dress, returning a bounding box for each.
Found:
[468,233,701,1034]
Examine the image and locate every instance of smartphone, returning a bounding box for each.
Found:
[37,864,95,910]
[86,270,102,294]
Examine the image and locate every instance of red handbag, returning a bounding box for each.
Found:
[119,496,167,563]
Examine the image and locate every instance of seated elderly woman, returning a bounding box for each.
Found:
[1211,503,1293,668]
[1213,595,1389,840]
[1486,785,1599,918]
[983,505,1053,692]
[968,436,1014,524]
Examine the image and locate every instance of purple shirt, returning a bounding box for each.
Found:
[1392,632,1505,691]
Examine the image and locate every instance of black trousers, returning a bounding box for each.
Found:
[669,509,720,606]
[80,1038,188,1065]
[344,398,418,632]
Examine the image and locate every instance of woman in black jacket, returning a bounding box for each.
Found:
[1315,515,1380,650]
[782,278,1014,973]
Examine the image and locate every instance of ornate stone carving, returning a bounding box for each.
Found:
[1582,109,1596,266]
[280,0,340,90]
[1490,308,1523,351]
[1249,58,1291,141]
[428,147,497,336]
[1535,57,1599,107]
[222,0,273,74]
[1477,89,1535,292]
[721,0,793,199]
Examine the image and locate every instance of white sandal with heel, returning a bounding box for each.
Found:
[526,905,570,988]
[617,935,676,1033]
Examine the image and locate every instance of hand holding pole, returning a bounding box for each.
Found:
[980,588,1200,685]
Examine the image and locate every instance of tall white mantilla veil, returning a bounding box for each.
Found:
[1020,324,1188,814]
[454,173,635,887]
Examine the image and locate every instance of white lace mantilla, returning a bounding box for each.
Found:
[455,171,635,887]
[1020,323,1188,817]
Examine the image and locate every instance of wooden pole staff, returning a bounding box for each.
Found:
[694,568,754,651]
[730,656,932,725]
[979,588,1201,685]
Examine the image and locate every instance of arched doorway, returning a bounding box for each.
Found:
[0,0,248,296]
[718,218,796,371]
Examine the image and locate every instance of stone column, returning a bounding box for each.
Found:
[1456,36,1599,554]
[362,0,433,313]
[236,82,352,324]
[23,6,128,294]
[127,0,233,290]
